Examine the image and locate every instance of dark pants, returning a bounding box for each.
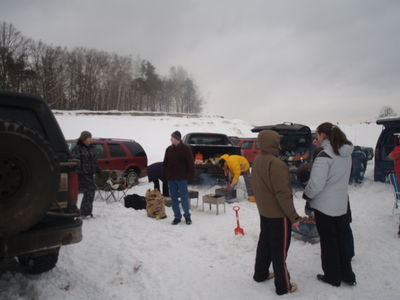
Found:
[242,170,254,197]
[153,180,169,197]
[79,175,96,217]
[81,190,95,216]
[254,215,292,295]
[314,209,356,285]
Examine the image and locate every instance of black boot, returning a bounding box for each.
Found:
[171,218,181,225]
[317,274,340,287]
[185,217,192,225]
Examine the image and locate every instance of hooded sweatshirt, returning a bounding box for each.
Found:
[304,139,353,216]
[251,130,299,223]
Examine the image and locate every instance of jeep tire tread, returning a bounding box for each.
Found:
[0,120,60,237]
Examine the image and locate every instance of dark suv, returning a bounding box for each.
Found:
[251,123,313,173]
[374,117,400,182]
[182,132,241,184]
[67,138,148,185]
[0,91,82,274]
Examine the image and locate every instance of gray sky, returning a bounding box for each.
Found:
[1,0,399,126]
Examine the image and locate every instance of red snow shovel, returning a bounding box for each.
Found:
[233,206,245,235]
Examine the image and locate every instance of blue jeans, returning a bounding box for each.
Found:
[168,180,190,219]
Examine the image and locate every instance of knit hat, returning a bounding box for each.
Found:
[79,130,92,141]
[171,130,181,140]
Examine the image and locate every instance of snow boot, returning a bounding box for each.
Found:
[316,274,340,287]
[171,218,181,225]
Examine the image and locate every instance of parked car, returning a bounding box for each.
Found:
[251,123,313,174]
[182,132,241,184]
[374,117,400,182]
[234,138,260,164]
[229,136,241,146]
[0,91,82,274]
[67,138,148,186]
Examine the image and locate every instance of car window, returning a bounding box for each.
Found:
[241,141,254,149]
[92,143,106,158]
[281,135,310,152]
[67,142,76,152]
[108,143,125,158]
[230,139,240,146]
[188,134,231,145]
[255,141,260,150]
[124,141,146,157]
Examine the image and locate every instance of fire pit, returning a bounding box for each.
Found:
[202,194,226,215]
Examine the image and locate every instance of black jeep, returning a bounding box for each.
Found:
[374,117,400,182]
[0,91,82,274]
[251,122,313,173]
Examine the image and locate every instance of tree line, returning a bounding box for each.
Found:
[0,22,203,113]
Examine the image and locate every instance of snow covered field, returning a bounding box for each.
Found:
[1,113,399,300]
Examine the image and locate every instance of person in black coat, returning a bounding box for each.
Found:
[71,131,101,218]
[147,162,169,197]
[163,130,195,225]
[350,146,367,184]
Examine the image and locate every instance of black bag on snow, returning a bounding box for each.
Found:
[124,194,147,210]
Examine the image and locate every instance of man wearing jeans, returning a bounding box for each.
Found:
[163,131,195,225]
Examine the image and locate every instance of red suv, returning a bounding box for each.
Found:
[235,138,260,164]
[67,138,148,183]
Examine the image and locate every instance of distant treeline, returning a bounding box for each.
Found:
[0,22,203,113]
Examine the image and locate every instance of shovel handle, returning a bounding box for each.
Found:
[233,206,240,212]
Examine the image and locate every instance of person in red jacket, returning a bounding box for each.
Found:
[388,135,400,186]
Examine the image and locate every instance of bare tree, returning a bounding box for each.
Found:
[378,106,397,118]
[0,21,203,114]
[0,22,32,91]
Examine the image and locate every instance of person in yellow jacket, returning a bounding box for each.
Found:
[219,154,255,202]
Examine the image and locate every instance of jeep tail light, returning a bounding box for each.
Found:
[69,172,79,203]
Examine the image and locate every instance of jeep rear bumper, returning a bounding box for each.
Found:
[0,218,82,258]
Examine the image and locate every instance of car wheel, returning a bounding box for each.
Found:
[126,169,139,187]
[0,120,60,237]
[18,248,60,274]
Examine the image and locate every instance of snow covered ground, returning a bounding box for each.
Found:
[1,113,399,300]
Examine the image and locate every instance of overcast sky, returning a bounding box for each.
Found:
[1,0,399,126]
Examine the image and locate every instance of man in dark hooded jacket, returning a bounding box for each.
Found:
[251,130,300,295]
[71,131,101,218]
[350,146,367,184]
[147,161,169,197]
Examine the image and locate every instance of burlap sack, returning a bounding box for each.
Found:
[145,189,167,219]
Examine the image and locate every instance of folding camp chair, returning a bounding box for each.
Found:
[95,170,136,203]
[388,173,400,215]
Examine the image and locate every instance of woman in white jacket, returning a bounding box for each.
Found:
[304,123,356,287]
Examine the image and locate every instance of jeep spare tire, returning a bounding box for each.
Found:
[0,120,59,237]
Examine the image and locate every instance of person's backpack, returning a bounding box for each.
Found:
[124,194,146,210]
[145,189,167,219]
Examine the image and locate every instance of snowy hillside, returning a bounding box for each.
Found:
[1,113,398,300]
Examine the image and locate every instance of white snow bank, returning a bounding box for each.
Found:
[1,113,398,300]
